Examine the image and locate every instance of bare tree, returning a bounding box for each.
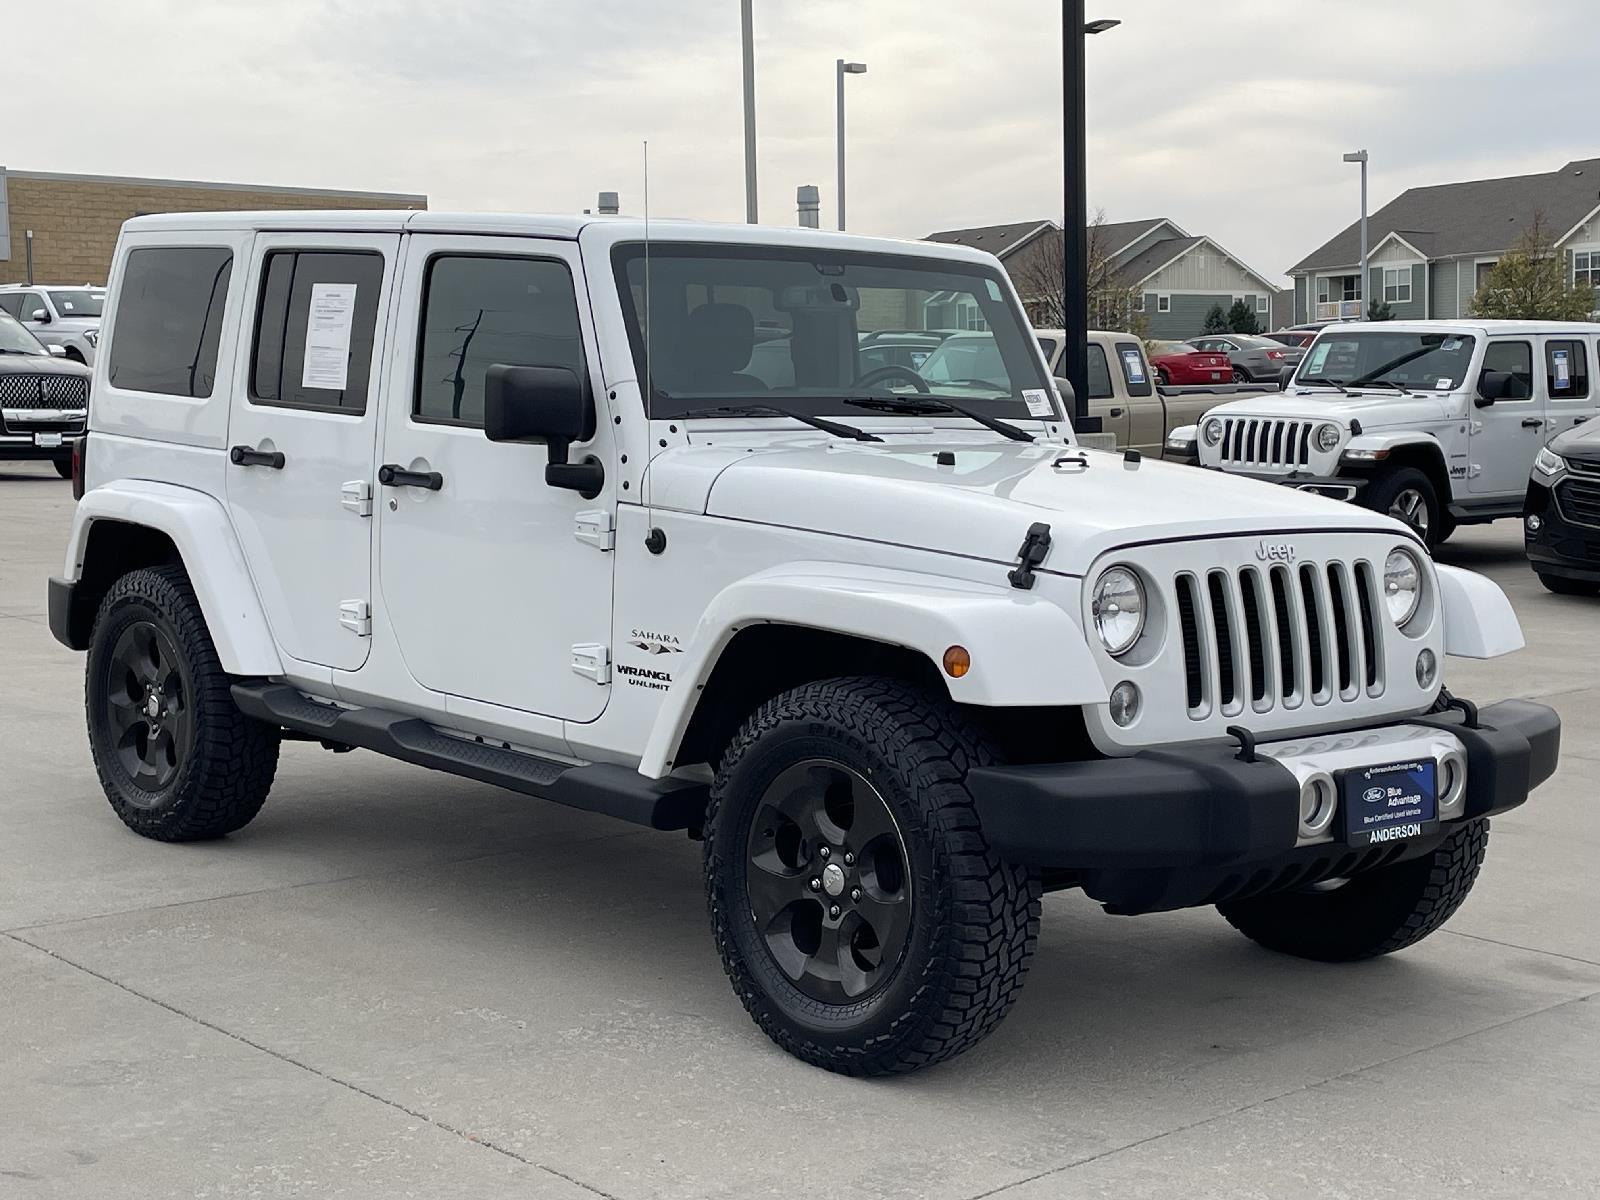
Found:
[1006,211,1149,336]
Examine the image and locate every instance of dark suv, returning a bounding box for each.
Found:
[1525,417,1600,595]
[0,310,91,477]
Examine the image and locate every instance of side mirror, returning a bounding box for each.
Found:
[30,309,50,324]
[1476,369,1511,407]
[484,364,603,497]
[1054,377,1076,410]
[47,344,67,358]
[1278,365,1295,391]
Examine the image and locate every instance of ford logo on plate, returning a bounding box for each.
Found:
[1362,786,1387,804]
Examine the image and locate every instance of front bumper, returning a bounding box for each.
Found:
[1202,464,1370,502]
[970,698,1559,914]
[0,432,80,461]
[1525,478,1600,581]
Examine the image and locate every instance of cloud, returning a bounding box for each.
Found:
[11,0,1600,283]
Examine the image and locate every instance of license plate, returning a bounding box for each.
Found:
[34,433,63,449]
[1340,760,1438,846]
[1210,371,1222,381]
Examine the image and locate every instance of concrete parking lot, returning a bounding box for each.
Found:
[1,459,1596,1199]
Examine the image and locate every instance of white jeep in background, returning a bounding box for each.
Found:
[1168,320,1600,548]
[0,284,105,365]
[49,213,1559,1075]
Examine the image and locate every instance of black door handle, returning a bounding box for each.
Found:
[1522,418,1544,428]
[1109,407,1125,418]
[378,464,444,491]
[230,445,286,469]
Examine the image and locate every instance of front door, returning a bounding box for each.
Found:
[226,232,399,672]
[1085,342,1129,447]
[1471,339,1543,497]
[374,235,616,722]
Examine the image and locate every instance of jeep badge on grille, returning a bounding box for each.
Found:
[1256,541,1296,563]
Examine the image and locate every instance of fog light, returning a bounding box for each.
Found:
[1526,514,1543,535]
[1415,648,1438,689]
[1109,681,1141,727]
[1299,774,1337,837]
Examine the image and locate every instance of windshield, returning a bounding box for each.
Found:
[0,311,46,355]
[45,289,104,318]
[613,243,1053,421]
[1299,330,1477,392]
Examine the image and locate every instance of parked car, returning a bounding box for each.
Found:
[0,284,105,365]
[1169,320,1600,549]
[858,329,948,375]
[1190,333,1305,383]
[0,309,91,476]
[1035,328,1224,456]
[51,212,1557,1077]
[1263,329,1318,349]
[1524,415,1600,595]
[1147,340,1233,385]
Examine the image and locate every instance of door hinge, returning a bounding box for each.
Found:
[1469,463,1483,478]
[574,509,615,551]
[341,480,373,517]
[570,643,610,684]
[339,600,372,637]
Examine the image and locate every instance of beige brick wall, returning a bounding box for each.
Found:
[0,174,426,285]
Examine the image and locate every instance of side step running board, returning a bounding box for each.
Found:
[232,683,706,832]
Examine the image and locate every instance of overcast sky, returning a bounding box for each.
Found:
[14,0,1600,283]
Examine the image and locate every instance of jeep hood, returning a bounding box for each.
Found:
[1209,388,1456,429]
[669,438,1411,576]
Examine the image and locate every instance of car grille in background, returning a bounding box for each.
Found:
[1175,560,1384,719]
[1556,477,1600,529]
[0,374,89,410]
[1216,417,1317,469]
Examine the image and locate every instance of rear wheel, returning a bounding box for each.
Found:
[1231,367,1248,384]
[1539,572,1600,597]
[86,565,280,841]
[1365,467,1441,550]
[704,677,1040,1075]
[1156,367,1171,386]
[1219,821,1489,961]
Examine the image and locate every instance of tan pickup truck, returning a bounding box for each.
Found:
[1035,329,1270,457]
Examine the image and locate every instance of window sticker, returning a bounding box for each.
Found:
[985,279,1003,302]
[302,283,358,391]
[1434,378,1453,390]
[1121,348,1147,385]
[1022,388,1054,418]
[1441,338,1464,352]
[1305,343,1331,374]
[1553,349,1572,390]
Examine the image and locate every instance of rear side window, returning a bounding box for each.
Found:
[107,248,234,397]
[1115,341,1153,396]
[1481,341,1533,400]
[1544,340,1590,400]
[1086,344,1113,400]
[0,294,22,318]
[251,250,385,413]
[414,255,584,427]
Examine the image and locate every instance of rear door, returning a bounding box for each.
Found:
[225,232,400,672]
[1541,335,1598,435]
[1085,341,1129,447]
[1470,338,1541,497]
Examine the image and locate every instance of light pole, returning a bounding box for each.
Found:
[742,0,758,223]
[1343,149,1368,318]
[1062,7,1120,431]
[836,60,867,231]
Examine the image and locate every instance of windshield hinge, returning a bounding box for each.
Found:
[1008,522,1053,591]
[574,509,615,551]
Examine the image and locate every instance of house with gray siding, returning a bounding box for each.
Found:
[1288,157,1600,323]
[926,217,1283,338]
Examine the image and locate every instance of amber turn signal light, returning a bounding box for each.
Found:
[943,645,971,678]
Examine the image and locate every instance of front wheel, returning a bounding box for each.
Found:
[1218,821,1489,961]
[1365,466,1441,550]
[704,678,1040,1075]
[1231,367,1248,384]
[86,565,281,841]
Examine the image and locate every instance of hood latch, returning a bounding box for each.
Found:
[1008,522,1053,591]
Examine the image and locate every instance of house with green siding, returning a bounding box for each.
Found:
[925,218,1283,338]
[1288,157,1600,323]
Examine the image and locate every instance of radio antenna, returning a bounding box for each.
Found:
[643,139,655,520]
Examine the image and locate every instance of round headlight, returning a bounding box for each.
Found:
[1093,567,1147,657]
[1383,548,1423,626]
[1202,419,1224,447]
[1315,423,1342,453]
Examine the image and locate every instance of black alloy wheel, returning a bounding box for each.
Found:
[102,620,193,795]
[743,759,913,1004]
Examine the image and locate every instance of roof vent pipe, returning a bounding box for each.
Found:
[797,184,820,229]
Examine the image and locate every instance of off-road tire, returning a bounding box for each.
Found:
[1365,466,1442,550]
[1218,820,1489,962]
[86,565,280,841]
[704,677,1040,1075]
[52,455,73,479]
[1539,573,1600,597]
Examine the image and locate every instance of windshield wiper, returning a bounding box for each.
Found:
[842,395,1035,443]
[672,402,881,442]
[1300,378,1353,394]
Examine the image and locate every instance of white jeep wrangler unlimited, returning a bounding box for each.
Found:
[1168,320,1600,549]
[50,213,1560,1075]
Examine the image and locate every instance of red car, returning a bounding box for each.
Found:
[1148,340,1233,385]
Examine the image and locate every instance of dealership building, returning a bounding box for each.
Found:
[0,167,427,286]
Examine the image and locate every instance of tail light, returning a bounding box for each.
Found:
[1266,349,1285,360]
[71,435,86,500]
